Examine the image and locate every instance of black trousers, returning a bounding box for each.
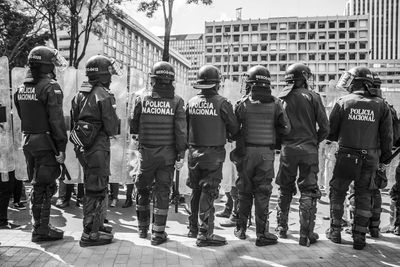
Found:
[0,171,14,224]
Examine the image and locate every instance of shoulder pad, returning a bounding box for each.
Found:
[79,81,93,93]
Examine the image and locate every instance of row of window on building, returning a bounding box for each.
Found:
[205,19,368,34]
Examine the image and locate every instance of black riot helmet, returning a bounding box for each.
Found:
[246,65,271,86]
[285,63,312,85]
[336,66,373,92]
[372,72,382,89]
[86,55,122,86]
[150,61,175,83]
[193,64,221,89]
[28,46,68,75]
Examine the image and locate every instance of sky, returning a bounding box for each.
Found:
[119,0,349,36]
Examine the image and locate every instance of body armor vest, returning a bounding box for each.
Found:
[243,98,276,145]
[188,94,226,146]
[339,94,381,149]
[16,80,51,133]
[139,94,177,146]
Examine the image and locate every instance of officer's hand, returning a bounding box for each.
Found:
[175,159,184,170]
[55,152,65,164]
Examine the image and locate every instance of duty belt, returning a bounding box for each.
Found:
[245,143,274,149]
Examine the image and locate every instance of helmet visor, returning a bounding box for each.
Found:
[52,50,68,71]
[336,71,354,90]
[109,59,123,76]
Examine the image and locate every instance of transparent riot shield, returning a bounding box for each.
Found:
[109,72,128,184]
[0,57,15,175]
[11,67,27,180]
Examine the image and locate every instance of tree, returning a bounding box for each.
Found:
[137,0,213,62]
[0,0,49,70]
[20,0,114,68]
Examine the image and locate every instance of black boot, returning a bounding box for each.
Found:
[196,231,227,247]
[353,231,366,250]
[32,225,64,242]
[326,227,341,244]
[139,226,148,238]
[151,231,168,245]
[123,197,133,208]
[79,231,113,247]
[187,225,198,238]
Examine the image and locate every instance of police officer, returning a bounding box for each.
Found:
[391,163,400,236]
[326,66,392,250]
[70,55,120,247]
[186,64,239,247]
[234,66,291,246]
[130,61,187,245]
[276,63,329,246]
[14,46,68,242]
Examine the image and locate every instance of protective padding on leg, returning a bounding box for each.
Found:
[83,196,106,234]
[85,174,108,197]
[238,193,252,229]
[254,191,272,236]
[189,189,201,228]
[199,188,217,235]
[276,187,295,230]
[299,190,320,237]
[31,185,44,230]
[329,188,347,226]
[136,188,151,227]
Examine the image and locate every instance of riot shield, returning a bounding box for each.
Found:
[11,67,27,180]
[0,57,15,174]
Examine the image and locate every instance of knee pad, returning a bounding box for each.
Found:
[202,184,219,200]
[85,174,108,197]
[255,184,273,195]
[279,186,296,197]
[136,188,151,205]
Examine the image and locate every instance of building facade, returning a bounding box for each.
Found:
[205,15,369,93]
[164,34,204,85]
[57,7,190,84]
[345,0,400,89]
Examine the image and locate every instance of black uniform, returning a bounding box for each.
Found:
[14,70,67,239]
[391,165,400,235]
[234,95,290,242]
[276,86,329,239]
[186,90,239,243]
[71,81,119,237]
[130,88,187,238]
[328,90,392,246]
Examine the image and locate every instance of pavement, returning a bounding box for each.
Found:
[1,184,400,267]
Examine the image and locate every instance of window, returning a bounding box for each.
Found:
[339,32,346,39]
[251,34,259,43]
[349,53,356,60]
[359,31,367,38]
[224,26,231,32]
[242,46,249,52]
[233,35,240,42]
[360,42,367,49]
[252,24,258,31]
[261,34,268,41]
[280,64,286,71]
[298,43,306,50]
[339,21,346,28]
[289,33,296,40]
[260,23,268,31]
[318,22,326,29]
[270,54,277,61]
[279,23,287,30]
[251,55,258,61]
[242,25,249,31]
[329,53,336,60]
[308,33,316,40]
[319,75,325,81]
[339,53,346,60]
[215,36,221,43]
[328,42,336,50]
[216,27,222,33]
[289,54,297,61]
[309,22,316,29]
[261,44,268,51]
[270,23,277,30]
[319,33,326,39]
[233,25,240,32]
[233,46,239,52]
[349,20,356,28]
[349,42,356,49]
[360,20,367,27]
[233,56,238,62]
[289,22,296,30]
[349,32,356,39]
[233,65,239,72]
[319,54,326,60]
[339,43,346,49]
[279,54,287,61]
[329,32,336,39]
[299,33,306,40]
[242,55,248,62]
[215,56,221,62]
[215,47,221,53]
[299,53,307,61]
[298,22,306,29]
[206,27,213,33]
[242,35,249,42]
[206,37,213,43]
[206,56,212,63]
[329,75,336,81]
[309,43,317,50]
[261,55,267,61]
[270,44,277,51]
[279,34,287,41]
[242,65,248,72]
[309,54,316,60]
[270,33,277,41]
[359,53,367,60]
[252,45,258,51]
[279,44,287,51]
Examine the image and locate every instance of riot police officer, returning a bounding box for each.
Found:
[14,46,68,242]
[276,63,329,246]
[326,66,392,250]
[70,55,120,247]
[234,66,291,246]
[186,64,239,247]
[130,61,187,246]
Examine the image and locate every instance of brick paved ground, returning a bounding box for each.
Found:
[1,185,400,267]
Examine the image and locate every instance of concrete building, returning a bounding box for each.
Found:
[345,0,400,89]
[205,15,369,93]
[57,7,190,84]
[164,34,204,85]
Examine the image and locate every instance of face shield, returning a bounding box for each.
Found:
[109,59,123,76]
[52,49,68,71]
[336,71,354,90]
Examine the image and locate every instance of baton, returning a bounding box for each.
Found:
[45,133,72,180]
